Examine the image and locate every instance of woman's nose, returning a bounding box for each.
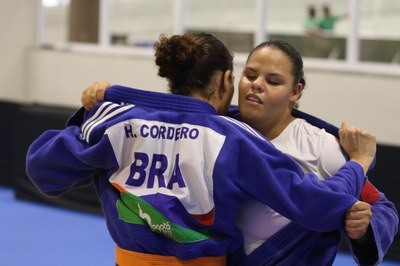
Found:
[251,78,264,93]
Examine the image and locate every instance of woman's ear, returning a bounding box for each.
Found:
[223,70,233,91]
[219,70,234,98]
[215,70,234,114]
[290,82,303,102]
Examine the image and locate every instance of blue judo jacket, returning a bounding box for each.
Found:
[27,85,367,263]
[227,107,398,266]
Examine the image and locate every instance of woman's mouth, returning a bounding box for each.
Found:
[246,94,262,104]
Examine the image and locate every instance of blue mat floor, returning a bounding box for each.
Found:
[0,187,114,266]
[1,187,398,266]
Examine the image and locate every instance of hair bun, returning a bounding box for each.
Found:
[155,34,201,81]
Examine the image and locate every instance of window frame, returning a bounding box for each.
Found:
[35,0,400,77]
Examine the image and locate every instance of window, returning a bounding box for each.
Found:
[38,0,400,66]
[186,0,255,52]
[109,0,173,47]
[359,0,400,63]
[267,0,348,60]
[40,0,70,44]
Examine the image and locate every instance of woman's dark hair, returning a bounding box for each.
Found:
[154,32,234,96]
[247,40,306,89]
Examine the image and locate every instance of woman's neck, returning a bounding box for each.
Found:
[258,114,296,141]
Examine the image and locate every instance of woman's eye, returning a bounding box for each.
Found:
[268,80,279,85]
[246,75,257,81]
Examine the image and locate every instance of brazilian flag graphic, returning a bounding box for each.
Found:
[117,192,212,243]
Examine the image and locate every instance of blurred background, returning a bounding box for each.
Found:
[0,0,399,265]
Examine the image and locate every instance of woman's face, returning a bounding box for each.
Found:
[238,47,301,135]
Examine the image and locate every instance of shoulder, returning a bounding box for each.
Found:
[296,119,346,177]
[80,102,136,144]
[218,115,266,141]
[296,119,339,147]
[273,118,331,149]
[272,119,346,177]
[216,116,279,158]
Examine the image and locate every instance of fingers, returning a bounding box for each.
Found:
[347,200,370,212]
[339,122,376,175]
[345,201,372,239]
[94,81,109,102]
[81,81,110,111]
[346,227,368,240]
[346,201,372,220]
[81,85,92,111]
[345,219,369,239]
[340,123,376,143]
[339,122,345,141]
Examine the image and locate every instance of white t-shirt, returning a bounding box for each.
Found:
[237,118,347,255]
